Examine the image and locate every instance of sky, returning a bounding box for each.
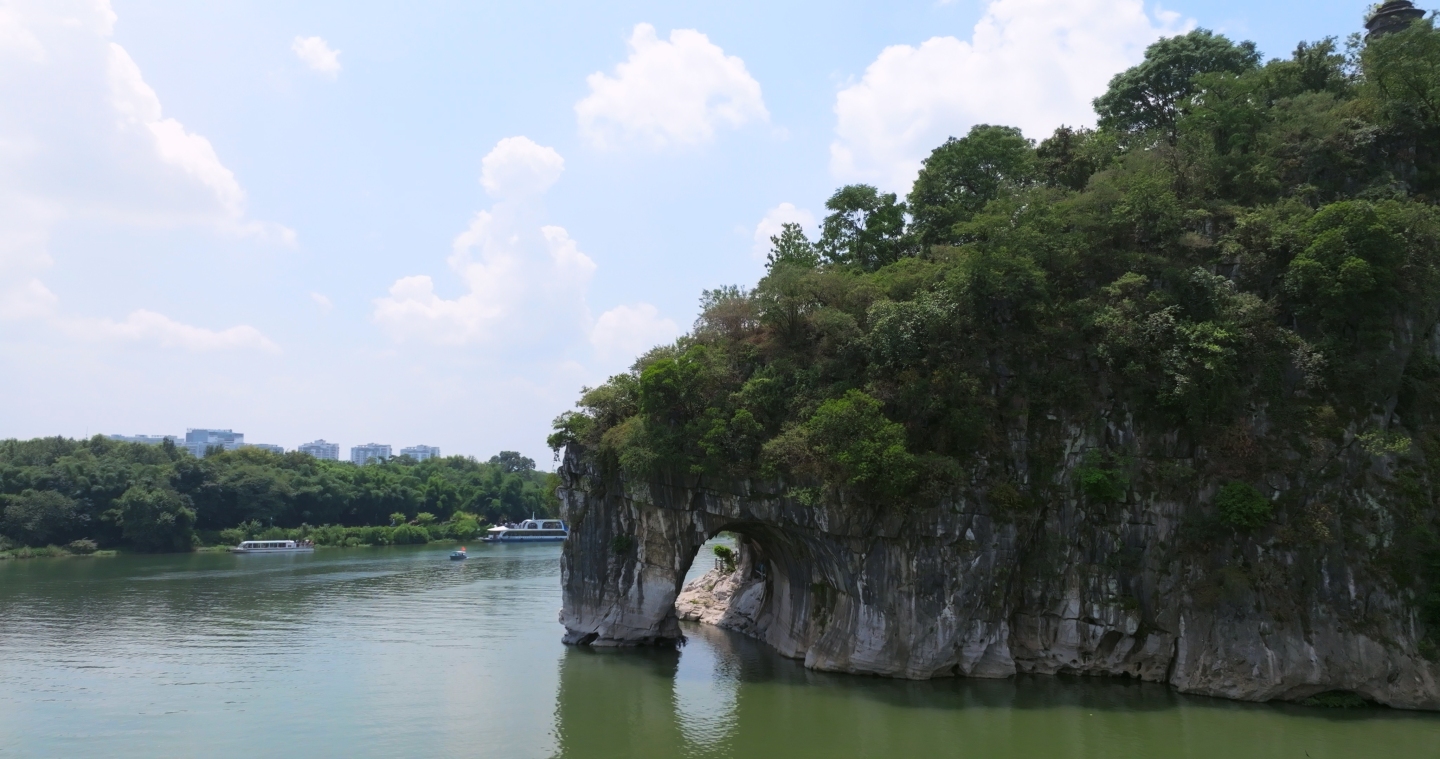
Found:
[0,0,1411,466]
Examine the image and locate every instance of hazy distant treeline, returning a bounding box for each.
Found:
[0,436,559,551]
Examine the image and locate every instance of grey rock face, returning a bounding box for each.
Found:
[557,444,1440,710]
[676,563,766,635]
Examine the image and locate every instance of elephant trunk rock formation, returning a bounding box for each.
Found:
[557,446,1440,710]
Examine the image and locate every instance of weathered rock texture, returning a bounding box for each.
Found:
[676,563,765,635]
[558,442,1440,710]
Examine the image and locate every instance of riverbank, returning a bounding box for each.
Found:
[0,544,118,560]
[0,533,476,561]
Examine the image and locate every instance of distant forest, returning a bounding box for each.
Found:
[0,436,559,552]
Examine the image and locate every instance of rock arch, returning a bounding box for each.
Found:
[556,449,1019,678]
[557,445,1440,709]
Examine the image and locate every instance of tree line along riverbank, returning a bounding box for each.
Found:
[0,436,559,557]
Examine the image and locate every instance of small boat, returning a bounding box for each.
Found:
[450,548,468,560]
[231,539,315,554]
[482,518,568,543]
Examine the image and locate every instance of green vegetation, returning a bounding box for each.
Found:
[1077,454,1129,503]
[1215,482,1273,530]
[0,437,558,554]
[551,22,1440,637]
[713,544,737,573]
[555,25,1440,486]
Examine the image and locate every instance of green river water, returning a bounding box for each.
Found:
[1,543,1437,758]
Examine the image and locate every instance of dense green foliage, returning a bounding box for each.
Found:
[0,437,559,552]
[1215,482,1273,530]
[1094,29,1261,134]
[551,22,1440,641]
[713,544,737,573]
[909,124,1038,246]
[1077,455,1129,504]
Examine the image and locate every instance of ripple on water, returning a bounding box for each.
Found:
[5,545,1439,759]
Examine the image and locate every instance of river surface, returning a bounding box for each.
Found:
[2,544,1438,758]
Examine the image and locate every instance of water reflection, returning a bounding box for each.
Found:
[4,548,1440,759]
[551,647,686,758]
[551,621,1440,759]
[0,545,567,759]
[673,626,740,750]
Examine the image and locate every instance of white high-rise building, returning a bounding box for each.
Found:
[299,440,341,460]
[400,445,440,461]
[184,429,244,458]
[246,443,285,455]
[350,443,391,465]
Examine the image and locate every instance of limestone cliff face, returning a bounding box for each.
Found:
[558,435,1440,710]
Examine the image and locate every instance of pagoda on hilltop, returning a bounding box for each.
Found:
[1367,0,1429,39]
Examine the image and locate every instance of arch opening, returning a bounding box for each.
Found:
[556,457,872,670]
[673,524,774,639]
[669,519,849,664]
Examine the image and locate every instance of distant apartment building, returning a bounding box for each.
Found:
[350,443,391,465]
[299,439,341,460]
[184,428,244,458]
[108,434,181,446]
[246,443,285,455]
[400,445,440,461]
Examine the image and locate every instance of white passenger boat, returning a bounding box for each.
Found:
[482,519,568,543]
[230,539,315,554]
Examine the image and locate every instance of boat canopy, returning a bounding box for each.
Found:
[488,519,566,532]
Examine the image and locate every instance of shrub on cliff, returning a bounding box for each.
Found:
[1078,459,1129,503]
[1216,483,1272,530]
[763,390,919,500]
[713,545,737,573]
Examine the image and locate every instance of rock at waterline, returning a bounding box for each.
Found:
[675,567,765,637]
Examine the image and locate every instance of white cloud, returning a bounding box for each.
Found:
[107,43,251,222]
[373,274,489,345]
[576,23,768,149]
[831,0,1189,190]
[0,5,46,63]
[751,202,815,260]
[0,198,56,276]
[310,292,333,312]
[0,1,288,239]
[69,310,280,353]
[373,137,598,346]
[0,278,58,320]
[292,36,341,78]
[0,0,289,353]
[590,303,680,360]
[480,136,564,199]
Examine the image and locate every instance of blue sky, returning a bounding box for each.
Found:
[0,0,1406,465]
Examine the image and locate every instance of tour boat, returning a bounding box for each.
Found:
[482,519,568,543]
[230,540,315,554]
